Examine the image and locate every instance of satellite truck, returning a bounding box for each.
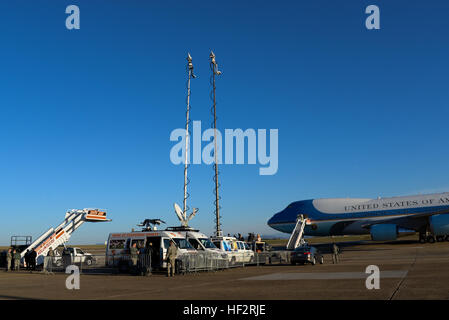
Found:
[172,203,228,259]
[10,208,110,266]
[105,218,198,270]
[105,203,228,271]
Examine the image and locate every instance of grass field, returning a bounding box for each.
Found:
[0,244,106,252]
[264,234,374,246]
[1,234,419,252]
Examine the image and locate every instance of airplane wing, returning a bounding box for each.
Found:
[361,208,449,230]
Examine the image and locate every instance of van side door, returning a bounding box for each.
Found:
[162,238,171,263]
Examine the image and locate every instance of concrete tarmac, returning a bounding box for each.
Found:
[1,240,448,300]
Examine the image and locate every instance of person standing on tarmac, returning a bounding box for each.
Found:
[13,250,21,271]
[62,247,71,269]
[143,243,153,275]
[46,247,55,274]
[130,243,139,268]
[6,249,12,272]
[29,249,37,271]
[24,250,30,270]
[166,241,178,277]
[332,243,340,264]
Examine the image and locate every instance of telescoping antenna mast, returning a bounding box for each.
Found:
[174,53,198,228]
[210,51,223,237]
[183,53,195,220]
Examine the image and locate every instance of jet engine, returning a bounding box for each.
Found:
[430,214,449,236]
[370,224,397,241]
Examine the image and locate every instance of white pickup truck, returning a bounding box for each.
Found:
[67,247,95,265]
[54,247,96,266]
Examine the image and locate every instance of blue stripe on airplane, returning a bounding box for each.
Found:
[268,200,449,224]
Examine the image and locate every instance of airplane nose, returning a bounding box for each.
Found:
[267,211,283,226]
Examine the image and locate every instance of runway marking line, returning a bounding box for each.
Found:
[239,270,408,281]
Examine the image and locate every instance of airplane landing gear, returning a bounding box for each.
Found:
[419,233,427,243]
[419,232,437,244]
[427,236,436,243]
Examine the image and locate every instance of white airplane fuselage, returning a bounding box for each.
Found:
[268,193,449,238]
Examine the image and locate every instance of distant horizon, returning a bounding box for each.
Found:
[1,1,449,245]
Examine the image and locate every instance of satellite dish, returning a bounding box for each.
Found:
[174,203,185,222]
[188,208,198,222]
[174,203,198,227]
[137,219,166,231]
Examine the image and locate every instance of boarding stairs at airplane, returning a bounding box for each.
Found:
[20,209,110,265]
[286,214,308,250]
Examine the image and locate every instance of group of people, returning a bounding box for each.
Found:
[129,241,178,277]
[129,242,155,276]
[5,248,38,272]
[230,233,262,242]
[5,248,21,272]
[24,249,38,270]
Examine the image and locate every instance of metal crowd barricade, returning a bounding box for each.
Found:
[32,250,284,275]
[137,253,152,276]
[176,252,228,273]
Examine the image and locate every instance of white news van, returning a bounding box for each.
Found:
[106,229,196,269]
[210,236,255,264]
[173,227,228,260]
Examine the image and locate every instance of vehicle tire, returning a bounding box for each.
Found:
[85,258,93,266]
[311,257,316,265]
[436,236,444,242]
[319,256,324,264]
[445,235,449,242]
[427,236,435,244]
[419,236,426,244]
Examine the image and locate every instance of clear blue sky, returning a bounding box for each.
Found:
[0,1,448,245]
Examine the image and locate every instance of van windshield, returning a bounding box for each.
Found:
[199,238,217,249]
[173,238,194,250]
